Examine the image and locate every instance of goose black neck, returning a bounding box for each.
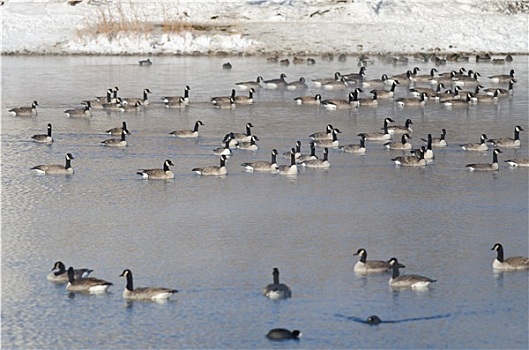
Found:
[121,131,126,141]
[67,267,75,283]
[246,125,252,136]
[47,125,52,137]
[359,252,367,263]
[310,144,316,156]
[427,135,432,150]
[391,263,400,279]
[495,245,504,262]
[125,271,134,291]
[514,129,520,141]
[273,269,280,284]
[194,122,200,132]
[230,89,236,98]
[65,158,72,169]
[290,150,296,166]
[184,88,189,99]
[271,152,277,163]
[492,151,499,164]
[143,90,148,100]
[163,162,170,172]
[359,137,366,148]
[220,157,226,167]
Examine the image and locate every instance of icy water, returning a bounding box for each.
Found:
[1,55,528,349]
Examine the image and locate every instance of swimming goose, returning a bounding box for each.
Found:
[102,98,125,112]
[263,73,288,89]
[283,141,301,159]
[119,269,178,300]
[213,97,236,109]
[66,267,113,293]
[122,88,151,106]
[214,136,237,157]
[311,72,341,87]
[137,159,175,180]
[221,132,240,149]
[423,128,447,147]
[294,94,321,105]
[409,83,445,99]
[412,68,439,84]
[322,76,349,90]
[461,134,489,151]
[443,93,472,107]
[234,88,255,105]
[235,76,264,90]
[266,329,301,341]
[391,147,427,167]
[466,148,502,171]
[94,88,114,103]
[358,118,394,141]
[278,148,299,175]
[504,158,529,167]
[222,61,232,69]
[262,268,292,300]
[488,69,515,83]
[370,81,399,99]
[211,89,236,105]
[314,129,340,148]
[483,79,515,97]
[47,261,93,283]
[439,86,462,103]
[487,126,523,148]
[296,142,318,163]
[139,58,152,66]
[286,77,308,90]
[353,248,394,273]
[475,89,499,103]
[321,90,359,109]
[192,155,228,176]
[162,85,191,106]
[230,123,255,142]
[387,119,413,135]
[491,243,529,270]
[169,120,204,138]
[360,73,390,89]
[395,92,427,107]
[241,149,279,173]
[84,89,112,109]
[237,135,259,151]
[342,66,366,83]
[8,100,39,116]
[422,134,435,160]
[107,121,131,136]
[301,147,330,168]
[391,67,420,84]
[31,153,74,175]
[32,123,53,143]
[429,70,458,86]
[64,102,92,117]
[384,133,412,150]
[339,134,367,154]
[309,124,334,141]
[101,130,127,147]
[121,101,143,112]
[388,258,436,289]
[357,90,378,107]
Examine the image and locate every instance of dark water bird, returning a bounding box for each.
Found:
[266,328,301,340]
[263,267,291,300]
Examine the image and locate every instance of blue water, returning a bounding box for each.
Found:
[1,55,528,349]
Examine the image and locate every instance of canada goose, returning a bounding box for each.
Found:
[279,58,290,66]
[162,85,191,106]
[296,142,318,163]
[339,134,367,154]
[121,101,143,112]
[64,102,92,117]
[438,67,466,77]
[101,130,127,147]
[466,148,502,171]
[266,329,301,341]
[84,89,112,109]
[102,98,125,112]
[353,248,394,273]
[391,67,420,83]
[214,136,236,157]
[439,86,462,103]
[263,73,288,89]
[504,158,529,167]
[314,129,340,148]
[139,58,152,66]
[107,121,131,136]
[358,118,394,141]
[286,77,308,90]
[47,261,93,283]
[409,83,445,99]
[321,89,359,109]
[211,89,236,105]
[231,122,254,142]
[283,141,302,159]
[484,79,516,97]
[278,148,299,175]
[429,70,457,86]
[306,58,316,65]
[241,149,279,173]
[422,134,435,160]
[395,92,427,107]
[461,134,489,151]
[491,243,529,270]
[32,123,53,143]
[169,120,204,138]
[66,267,113,293]
[360,73,390,89]
[213,97,236,109]
[387,119,413,135]
[443,93,472,107]
[31,153,74,175]
[119,269,178,300]
[457,84,484,101]
[452,70,481,87]
[391,147,427,167]
[342,66,366,82]
[137,159,175,180]
[294,94,321,105]
[192,155,228,176]
[475,89,499,103]
[95,88,114,103]
[8,100,39,116]
[357,90,378,107]
[301,147,330,168]
[384,133,412,150]
[235,76,263,90]
[488,69,515,83]
[122,88,151,106]
[238,135,259,151]
[423,129,447,147]
[262,267,291,300]
[371,81,399,99]
[412,68,438,83]
[322,76,349,90]
[487,126,523,148]
[311,72,341,87]
[388,258,436,289]
[234,88,255,105]
[222,62,232,69]
[309,124,334,141]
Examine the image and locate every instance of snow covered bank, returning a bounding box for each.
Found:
[1,0,528,55]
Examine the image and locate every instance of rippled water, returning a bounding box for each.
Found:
[2,55,528,349]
